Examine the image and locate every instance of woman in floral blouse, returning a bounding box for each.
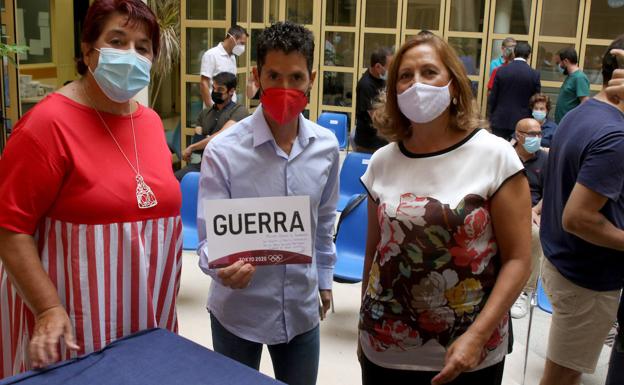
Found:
[358,33,531,385]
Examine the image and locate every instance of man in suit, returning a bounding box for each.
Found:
[488,42,541,140]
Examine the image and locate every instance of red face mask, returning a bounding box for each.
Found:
[260,88,308,125]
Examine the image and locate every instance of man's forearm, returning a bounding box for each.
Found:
[191,137,211,152]
[199,77,213,107]
[565,211,624,251]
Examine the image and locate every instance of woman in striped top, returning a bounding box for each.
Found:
[0,0,182,378]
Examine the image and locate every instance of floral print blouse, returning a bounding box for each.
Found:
[359,129,524,371]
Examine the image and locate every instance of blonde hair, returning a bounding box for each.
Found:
[373,34,486,142]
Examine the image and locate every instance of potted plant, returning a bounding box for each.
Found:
[147,0,180,107]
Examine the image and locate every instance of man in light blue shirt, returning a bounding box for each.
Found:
[197,22,339,385]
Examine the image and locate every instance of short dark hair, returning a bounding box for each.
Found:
[370,47,393,67]
[558,47,578,64]
[602,35,624,85]
[212,72,237,91]
[256,21,315,75]
[514,42,531,59]
[227,25,248,39]
[77,0,160,75]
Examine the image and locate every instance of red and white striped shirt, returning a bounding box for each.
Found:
[0,94,182,378]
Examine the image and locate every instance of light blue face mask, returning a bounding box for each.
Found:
[523,136,541,153]
[532,110,547,121]
[91,47,152,103]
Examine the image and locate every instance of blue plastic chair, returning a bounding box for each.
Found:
[333,194,368,283]
[180,172,200,250]
[317,112,348,150]
[522,279,553,385]
[337,152,372,211]
[536,279,552,313]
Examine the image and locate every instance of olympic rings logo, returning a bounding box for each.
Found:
[267,254,283,263]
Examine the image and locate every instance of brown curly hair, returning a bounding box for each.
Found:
[528,93,552,111]
[373,34,486,142]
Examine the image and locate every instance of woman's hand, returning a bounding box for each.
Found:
[431,330,486,385]
[29,305,79,368]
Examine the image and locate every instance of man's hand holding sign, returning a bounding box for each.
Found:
[217,261,256,289]
[205,195,314,285]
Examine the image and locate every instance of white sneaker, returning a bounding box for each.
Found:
[511,292,529,319]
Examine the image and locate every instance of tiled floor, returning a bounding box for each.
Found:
[174,147,614,385]
[176,252,613,385]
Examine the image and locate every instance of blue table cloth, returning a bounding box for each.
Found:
[0,328,284,385]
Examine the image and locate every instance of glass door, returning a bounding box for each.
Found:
[482,0,538,109]
[318,0,361,131]
[0,0,20,153]
[578,0,624,95]
[181,0,230,154]
[531,0,585,110]
[444,0,493,110]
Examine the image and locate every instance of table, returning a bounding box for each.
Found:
[0,328,284,385]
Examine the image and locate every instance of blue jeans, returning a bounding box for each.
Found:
[210,313,320,385]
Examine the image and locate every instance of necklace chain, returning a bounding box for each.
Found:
[82,85,141,176]
[81,82,158,209]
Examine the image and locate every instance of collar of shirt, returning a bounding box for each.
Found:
[514,57,528,63]
[251,105,317,154]
[211,100,236,113]
[542,119,556,128]
[217,42,233,58]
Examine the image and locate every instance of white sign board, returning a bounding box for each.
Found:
[203,196,312,268]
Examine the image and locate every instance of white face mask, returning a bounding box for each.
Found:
[397,81,451,124]
[229,33,245,56]
[232,43,245,56]
[379,68,388,81]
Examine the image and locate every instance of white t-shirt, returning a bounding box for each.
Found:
[200,42,237,102]
[359,128,524,371]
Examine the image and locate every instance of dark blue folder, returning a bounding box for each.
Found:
[0,328,284,384]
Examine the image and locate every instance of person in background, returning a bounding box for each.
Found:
[200,25,248,108]
[175,72,248,181]
[510,118,548,319]
[489,42,541,140]
[0,0,182,378]
[539,36,624,385]
[246,68,260,100]
[529,93,557,148]
[554,47,590,124]
[487,40,515,92]
[490,37,516,76]
[604,47,624,385]
[197,22,339,385]
[354,47,394,153]
[359,33,531,385]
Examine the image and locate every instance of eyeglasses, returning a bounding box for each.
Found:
[517,131,542,138]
